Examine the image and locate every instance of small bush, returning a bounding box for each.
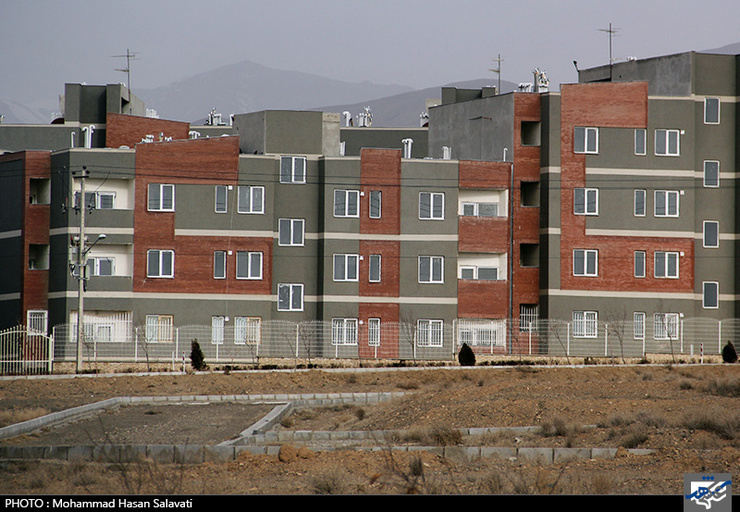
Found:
[722,341,738,363]
[190,339,207,371]
[458,343,476,366]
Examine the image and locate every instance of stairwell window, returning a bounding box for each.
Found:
[214,251,226,279]
[703,221,719,248]
[148,184,175,211]
[655,129,680,156]
[369,190,382,219]
[369,254,381,282]
[634,190,646,217]
[634,129,647,155]
[280,156,306,183]
[703,161,720,188]
[634,251,646,278]
[574,127,598,154]
[704,97,720,124]
[147,250,174,278]
[215,185,228,213]
[703,282,719,309]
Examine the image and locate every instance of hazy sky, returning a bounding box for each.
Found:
[2,0,739,104]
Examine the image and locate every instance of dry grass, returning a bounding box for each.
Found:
[0,407,51,428]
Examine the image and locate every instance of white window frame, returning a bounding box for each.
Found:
[234,316,261,345]
[212,316,225,345]
[459,265,498,281]
[215,185,228,213]
[214,251,226,279]
[368,318,381,347]
[277,283,303,311]
[369,190,382,219]
[654,190,679,217]
[574,188,598,215]
[146,249,174,278]
[703,161,720,188]
[419,192,445,220]
[334,189,360,218]
[278,218,305,246]
[574,127,598,154]
[655,129,680,156]
[633,312,645,340]
[703,282,719,309]
[145,315,174,343]
[703,221,719,248]
[573,249,598,277]
[634,189,646,217]
[634,128,646,156]
[91,256,115,277]
[572,311,598,338]
[704,97,720,125]
[419,255,444,283]
[654,251,679,279]
[147,183,175,212]
[462,201,499,217]
[237,185,265,214]
[654,313,679,340]
[331,318,358,346]
[417,319,444,347]
[519,305,539,333]
[333,254,359,282]
[236,251,263,280]
[634,251,646,278]
[368,254,381,283]
[27,310,48,335]
[280,156,306,184]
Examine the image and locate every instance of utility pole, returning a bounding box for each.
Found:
[74,166,88,373]
[489,54,503,93]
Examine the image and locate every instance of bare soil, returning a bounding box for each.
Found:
[0,361,739,495]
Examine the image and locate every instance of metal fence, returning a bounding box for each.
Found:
[41,316,734,370]
[0,325,54,375]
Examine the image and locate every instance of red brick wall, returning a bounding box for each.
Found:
[359,240,400,297]
[360,149,401,235]
[358,303,400,359]
[21,152,51,318]
[106,113,190,149]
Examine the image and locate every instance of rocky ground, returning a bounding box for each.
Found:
[0,360,738,495]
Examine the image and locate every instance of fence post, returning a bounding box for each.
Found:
[718,320,722,354]
[134,327,139,363]
[604,323,608,357]
[566,322,570,357]
[295,323,300,358]
[47,333,54,374]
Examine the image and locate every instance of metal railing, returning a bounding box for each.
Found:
[0,325,54,375]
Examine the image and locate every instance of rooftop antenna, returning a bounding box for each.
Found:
[113,49,139,90]
[489,54,503,93]
[598,23,619,78]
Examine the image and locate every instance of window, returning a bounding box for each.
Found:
[27,310,48,335]
[704,97,720,124]
[147,249,174,278]
[277,283,303,311]
[703,161,720,188]
[369,254,381,282]
[572,311,598,338]
[459,266,498,280]
[634,189,646,217]
[333,254,359,282]
[75,191,116,210]
[654,251,679,278]
[368,318,381,346]
[238,186,264,214]
[634,251,646,278]
[145,315,173,343]
[654,190,679,217]
[419,192,445,220]
[654,313,679,340]
[419,255,444,283]
[369,190,382,219]
[703,282,719,309]
[236,251,263,279]
[462,202,499,217]
[148,183,175,211]
[212,316,225,344]
[573,249,598,277]
[331,318,358,345]
[703,221,719,248]
[278,218,304,246]
[215,185,228,213]
[280,156,306,183]
[634,129,646,155]
[655,129,680,156]
[214,251,226,279]
[90,257,115,277]
[417,319,444,347]
[634,312,645,340]
[574,127,598,154]
[574,188,598,215]
[234,317,261,345]
[334,189,360,217]
[520,305,539,332]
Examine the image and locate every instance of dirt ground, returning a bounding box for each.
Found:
[0,360,739,495]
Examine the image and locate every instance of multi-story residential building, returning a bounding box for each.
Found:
[1,49,738,363]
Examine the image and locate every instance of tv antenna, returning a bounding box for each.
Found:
[599,23,620,66]
[113,49,139,90]
[489,54,504,93]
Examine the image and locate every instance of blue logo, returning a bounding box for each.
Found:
[684,473,732,511]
